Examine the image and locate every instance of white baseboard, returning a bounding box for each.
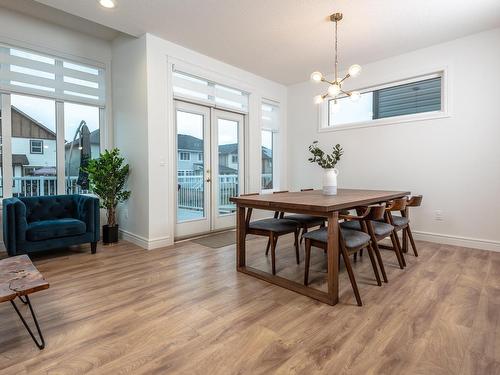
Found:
[413,230,500,252]
[119,229,173,250]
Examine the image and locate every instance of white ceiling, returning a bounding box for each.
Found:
[30,0,500,84]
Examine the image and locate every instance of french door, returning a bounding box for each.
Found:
[175,100,244,238]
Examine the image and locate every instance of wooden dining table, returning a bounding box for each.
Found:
[230,188,410,305]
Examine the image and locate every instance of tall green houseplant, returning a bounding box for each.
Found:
[83,148,131,230]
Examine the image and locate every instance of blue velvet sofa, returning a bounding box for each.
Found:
[3,194,100,256]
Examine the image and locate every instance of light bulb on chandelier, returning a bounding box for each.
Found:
[311,12,361,112]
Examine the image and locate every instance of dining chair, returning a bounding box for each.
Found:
[241,193,300,275]
[282,189,325,244]
[303,207,382,306]
[341,201,406,275]
[388,195,423,257]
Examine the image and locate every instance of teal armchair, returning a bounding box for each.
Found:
[3,194,100,256]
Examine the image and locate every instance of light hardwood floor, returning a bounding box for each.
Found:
[1,234,499,374]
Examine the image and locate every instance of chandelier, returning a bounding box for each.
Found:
[311,13,361,112]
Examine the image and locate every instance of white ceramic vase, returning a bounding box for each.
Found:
[322,168,339,195]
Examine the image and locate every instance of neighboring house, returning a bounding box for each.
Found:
[9,106,98,196]
[177,134,272,176]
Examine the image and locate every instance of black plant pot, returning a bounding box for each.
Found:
[103,224,119,244]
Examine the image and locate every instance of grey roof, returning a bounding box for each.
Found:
[0,154,29,167]
[178,134,203,151]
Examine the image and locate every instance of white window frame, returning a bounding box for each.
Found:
[30,139,44,154]
[179,151,190,161]
[318,68,450,132]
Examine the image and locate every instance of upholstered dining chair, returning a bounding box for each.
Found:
[241,193,300,275]
[282,189,325,244]
[303,206,382,306]
[387,195,423,257]
[341,201,406,279]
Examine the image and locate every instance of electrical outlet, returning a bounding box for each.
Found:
[434,210,444,221]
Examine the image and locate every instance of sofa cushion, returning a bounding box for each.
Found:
[22,195,76,222]
[26,219,86,241]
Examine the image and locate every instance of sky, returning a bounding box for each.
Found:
[10,94,99,142]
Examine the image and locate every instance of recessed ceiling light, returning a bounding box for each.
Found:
[99,0,115,9]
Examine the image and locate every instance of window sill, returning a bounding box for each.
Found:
[318,111,450,133]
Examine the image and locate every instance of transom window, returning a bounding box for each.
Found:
[322,72,444,130]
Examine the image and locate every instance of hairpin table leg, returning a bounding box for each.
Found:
[10,295,45,350]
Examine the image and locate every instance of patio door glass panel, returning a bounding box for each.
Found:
[175,101,211,237]
[212,110,244,230]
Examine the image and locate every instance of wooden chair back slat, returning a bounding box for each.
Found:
[406,195,423,207]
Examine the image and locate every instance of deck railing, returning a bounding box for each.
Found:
[178,174,239,213]
[11,176,82,197]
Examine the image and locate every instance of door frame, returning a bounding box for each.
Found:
[174,100,246,239]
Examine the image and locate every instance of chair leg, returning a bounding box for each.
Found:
[300,227,307,244]
[91,242,97,254]
[394,231,406,267]
[271,234,277,275]
[294,230,300,264]
[402,228,408,253]
[372,241,388,283]
[353,252,357,262]
[407,225,419,257]
[265,238,271,256]
[341,243,362,306]
[360,248,363,257]
[390,232,405,269]
[366,244,382,286]
[304,239,311,286]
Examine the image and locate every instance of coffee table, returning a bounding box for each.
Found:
[0,255,49,349]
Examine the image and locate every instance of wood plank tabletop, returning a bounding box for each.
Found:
[0,255,49,303]
[230,189,410,212]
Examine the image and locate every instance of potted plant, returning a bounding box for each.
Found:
[83,148,131,244]
[308,141,344,195]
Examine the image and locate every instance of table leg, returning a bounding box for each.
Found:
[236,204,246,269]
[326,212,339,305]
[10,295,45,350]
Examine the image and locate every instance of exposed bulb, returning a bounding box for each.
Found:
[310,71,323,83]
[331,101,341,113]
[348,64,362,77]
[314,95,324,105]
[99,0,116,8]
[350,91,361,101]
[327,83,341,97]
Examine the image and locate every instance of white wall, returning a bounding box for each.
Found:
[287,28,500,251]
[111,35,150,243]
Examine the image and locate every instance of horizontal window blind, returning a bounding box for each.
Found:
[173,70,249,113]
[0,45,105,106]
[373,77,441,119]
[261,100,280,131]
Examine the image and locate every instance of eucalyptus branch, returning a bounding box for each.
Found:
[308,141,343,169]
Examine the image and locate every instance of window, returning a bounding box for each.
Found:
[172,70,249,113]
[261,130,273,190]
[30,140,43,154]
[0,43,106,198]
[198,153,203,161]
[261,100,280,190]
[323,73,444,129]
[231,155,238,163]
[64,102,101,194]
[11,94,57,197]
[179,152,190,161]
